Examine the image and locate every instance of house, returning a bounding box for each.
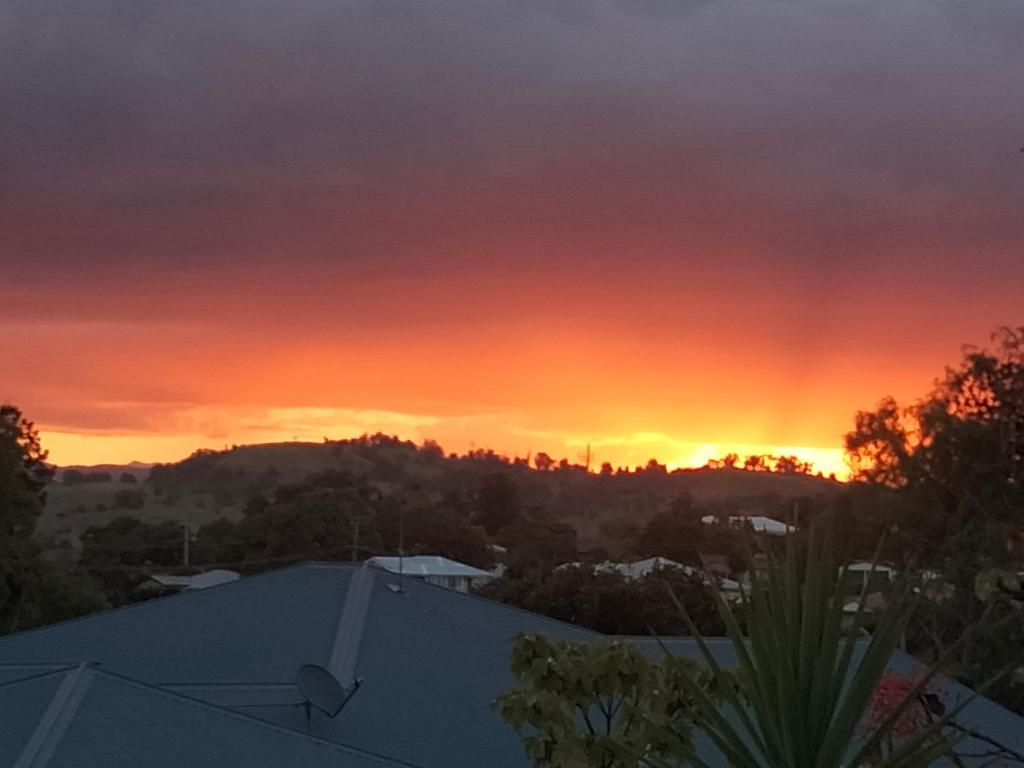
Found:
[701,514,794,536]
[145,568,241,592]
[557,557,744,597]
[364,555,494,592]
[0,562,1020,767]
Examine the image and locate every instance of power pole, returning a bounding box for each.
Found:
[576,443,592,472]
[351,520,360,563]
[183,511,190,568]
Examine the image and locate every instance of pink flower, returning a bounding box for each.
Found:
[863,672,932,739]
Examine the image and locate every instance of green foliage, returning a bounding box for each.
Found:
[476,473,523,535]
[113,487,145,510]
[4,559,109,631]
[659,517,992,768]
[498,517,578,576]
[496,634,711,768]
[193,471,493,572]
[0,405,108,632]
[478,566,723,636]
[844,326,1024,569]
[0,405,51,537]
[841,327,1024,712]
[635,495,707,565]
[80,517,183,604]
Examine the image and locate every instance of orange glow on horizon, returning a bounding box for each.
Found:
[38,417,849,480]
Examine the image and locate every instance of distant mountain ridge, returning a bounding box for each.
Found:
[42,438,841,554]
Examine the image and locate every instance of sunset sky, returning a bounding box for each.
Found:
[3,1,1023,476]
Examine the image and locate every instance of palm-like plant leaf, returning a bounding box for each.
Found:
[664,517,997,768]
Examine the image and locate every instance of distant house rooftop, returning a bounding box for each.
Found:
[366,556,491,579]
[701,514,794,536]
[366,555,494,593]
[0,562,1019,768]
[558,557,744,594]
[147,569,241,591]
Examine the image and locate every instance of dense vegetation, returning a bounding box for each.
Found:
[1,325,1022,714]
[0,406,106,632]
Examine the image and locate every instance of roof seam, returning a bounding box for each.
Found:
[93,667,419,766]
[328,562,374,683]
[14,663,93,768]
[0,562,360,643]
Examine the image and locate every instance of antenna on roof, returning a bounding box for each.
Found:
[296,664,361,730]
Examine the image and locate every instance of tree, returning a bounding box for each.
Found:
[845,326,1024,567]
[62,469,85,486]
[192,470,494,572]
[478,566,723,636]
[80,517,183,604]
[0,405,107,631]
[498,518,578,576]
[743,454,769,472]
[0,405,51,533]
[534,452,554,472]
[475,473,522,535]
[113,488,145,510]
[842,327,1024,711]
[0,405,53,629]
[634,495,706,565]
[377,499,494,569]
[496,634,713,768]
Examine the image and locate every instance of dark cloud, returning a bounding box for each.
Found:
[2,0,1022,303]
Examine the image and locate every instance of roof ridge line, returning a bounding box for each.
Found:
[369,564,605,638]
[14,663,93,768]
[0,562,343,643]
[89,666,422,767]
[0,665,78,691]
[328,562,374,684]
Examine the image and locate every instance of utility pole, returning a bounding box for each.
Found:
[183,511,190,567]
[398,504,405,591]
[576,443,592,472]
[351,520,360,563]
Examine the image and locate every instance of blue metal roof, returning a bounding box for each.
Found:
[0,665,414,767]
[0,562,1020,768]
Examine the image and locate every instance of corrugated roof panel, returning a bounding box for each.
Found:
[0,564,352,683]
[0,673,69,764]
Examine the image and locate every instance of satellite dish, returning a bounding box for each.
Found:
[297,664,345,718]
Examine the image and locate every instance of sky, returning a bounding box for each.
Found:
[3,0,1023,476]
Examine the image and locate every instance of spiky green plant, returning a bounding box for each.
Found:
[651,517,1005,768]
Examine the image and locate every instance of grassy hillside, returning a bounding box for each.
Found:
[40,437,841,555]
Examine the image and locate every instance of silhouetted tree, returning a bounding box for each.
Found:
[634,495,706,565]
[0,405,107,630]
[842,327,1024,713]
[475,473,522,535]
[499,518,578,576]
[80,517,183,604]
[477,566,723,636]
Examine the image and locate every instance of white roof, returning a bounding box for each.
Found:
[847,562,898,576]
[366,556,493,579]
[556,558,743,592]
[700,515,793,535]
[149,570,240,590]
